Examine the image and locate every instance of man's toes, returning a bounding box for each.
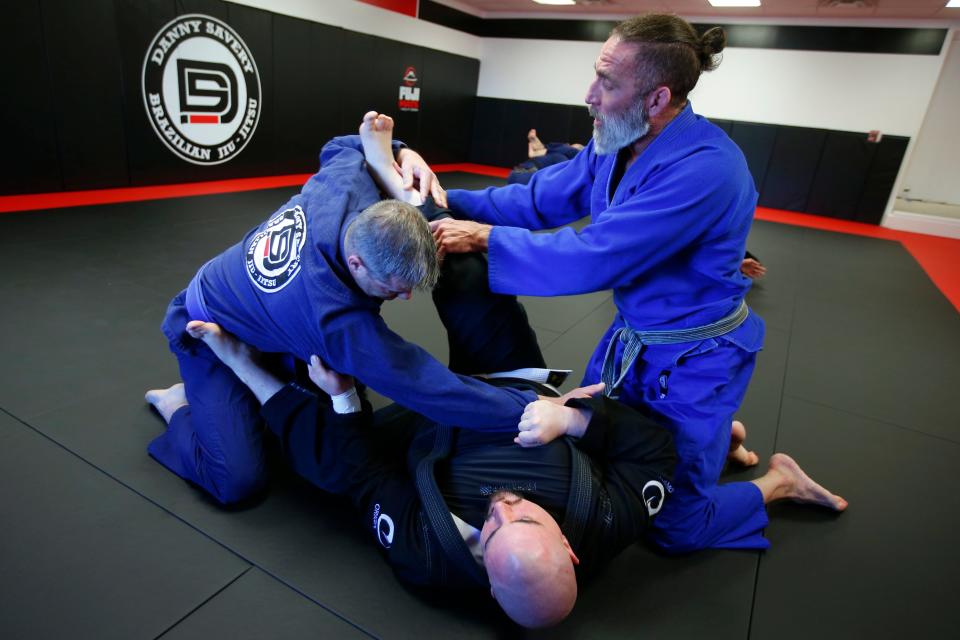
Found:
[185,320,205,338]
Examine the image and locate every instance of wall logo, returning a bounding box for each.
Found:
[398,66,420,113]
[142,14,261,165]
[372,503,395,549]
[245,207,306,293]
[642,480,666,517]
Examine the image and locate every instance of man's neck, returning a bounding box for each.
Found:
[625,103,684,169]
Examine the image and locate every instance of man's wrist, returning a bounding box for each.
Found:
[474,224,492,251]
[331,387,361,414]
[566,407,592,439]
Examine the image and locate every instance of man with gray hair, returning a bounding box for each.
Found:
[145,115,540,505]
[430,13,847,553]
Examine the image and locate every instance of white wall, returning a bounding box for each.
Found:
[227,0,481,58]
[227,2,958,232]
[478,37,944,138]
[899,31,960,205]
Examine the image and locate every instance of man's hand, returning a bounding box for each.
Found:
[307,355,355,396]
[740,258,767,279]
[395,148,447,207]
[515,400,592,447]
[429,218,492,256]
[544,382,604,406]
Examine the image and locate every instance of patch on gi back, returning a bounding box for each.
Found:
[245,206,306,292]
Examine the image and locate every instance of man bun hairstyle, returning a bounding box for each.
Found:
[612,14,726,105]
[345,199,440,290]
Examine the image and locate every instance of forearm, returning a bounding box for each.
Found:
[261,382,375,496]
[217,352,285,405]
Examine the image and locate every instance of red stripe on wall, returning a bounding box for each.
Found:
[357,0,418,18]
[189,114,219,124]
[0,175,311,213]
[0,168,955,312]
[432,163,511,178]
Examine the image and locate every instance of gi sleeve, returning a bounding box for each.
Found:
[446,146,597,230]
[485,148,746,296]
[571,395,676,535]
[260,382,441,586]
[323,311,536,431]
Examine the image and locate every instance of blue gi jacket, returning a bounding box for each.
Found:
[191,136,535,430]
[448,104,761,338]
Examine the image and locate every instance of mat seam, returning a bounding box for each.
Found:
[0,406,380,640]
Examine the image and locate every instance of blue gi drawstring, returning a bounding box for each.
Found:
[601,300,750,398]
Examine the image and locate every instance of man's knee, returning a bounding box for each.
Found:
[435,252,490,296]
[648,498,714,554]
[211,454,268,505]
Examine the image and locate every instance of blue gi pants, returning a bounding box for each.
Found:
[149,290,269,504]
[583,312,769,552]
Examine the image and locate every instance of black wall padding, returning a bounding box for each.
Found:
[1,0,479,195]
[0,0,62,195]
[806,131,876,221]
[729,122,778,193]
[857,137,909,224]
[759,126,828,212]
[469,97,907,224]
[470,98,593,168]
[43,0,129,191]
[417,48,486,164]
[710,119,733,135]
[271,16,345,176]
[114,0,181,188]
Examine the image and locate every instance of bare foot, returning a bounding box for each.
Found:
[728,419,759,467]
[185,320,257,370]
[527,128,547,158]
[145,383,187,424]
[359,111,422,205]
[756,453,848,510]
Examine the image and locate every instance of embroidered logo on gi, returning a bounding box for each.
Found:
[372,503,395,549]
[142,14,261,165]
[642,480,666,517]
[245,207,306,292]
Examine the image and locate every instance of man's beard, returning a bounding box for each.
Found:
[589,101,650,155]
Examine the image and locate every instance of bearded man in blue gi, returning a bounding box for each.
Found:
[430,14,848,553]
[144,113,543,505]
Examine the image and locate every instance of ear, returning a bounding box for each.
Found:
[346,254,364,274]
[561,535,580,566]
[646,85,673,116]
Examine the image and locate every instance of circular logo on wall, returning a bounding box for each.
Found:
[245,207,307,293]
[142,14,261,165]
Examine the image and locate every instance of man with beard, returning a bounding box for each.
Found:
[429,14,847,554]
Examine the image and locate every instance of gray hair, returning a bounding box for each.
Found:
[344,199,440,290]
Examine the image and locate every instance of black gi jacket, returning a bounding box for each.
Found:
[261,381,675,588]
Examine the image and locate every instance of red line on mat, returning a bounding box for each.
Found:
[755,207,960,312]
[1,169,955,311]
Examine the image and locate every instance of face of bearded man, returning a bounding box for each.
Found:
[589,98,650,155]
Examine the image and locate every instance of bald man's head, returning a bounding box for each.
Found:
[480,492,579,628]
